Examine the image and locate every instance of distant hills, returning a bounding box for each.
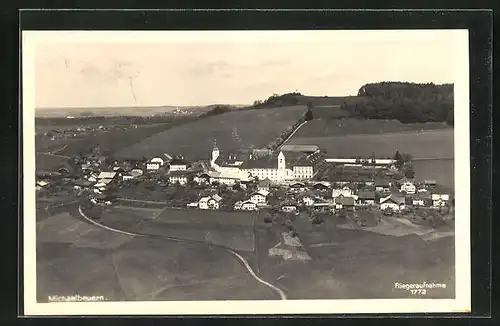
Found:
[35,104,249,118]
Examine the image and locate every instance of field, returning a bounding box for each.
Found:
[413,159,454,189]
[287,129,454,159]
[114,105,307,160]
[36,153,69,172]
[293,118,451,138]
[36,209,276,302]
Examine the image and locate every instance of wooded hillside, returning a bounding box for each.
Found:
[341,82,454,125]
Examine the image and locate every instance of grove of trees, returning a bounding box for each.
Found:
[342,82,454,125]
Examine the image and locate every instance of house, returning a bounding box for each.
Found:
[240,200,258,211]
[73,180,93,190]
[150,156,165,166]
[186,202,199,208]
[268,232,312,261]
[289,182,306,192]
[357,191,376,206]
[400,182,416,194]
[281,201,298,213]
[199,194,223,210]
[194,173,211,185]
[412,193,431,207]
[36,179,50,188]
[380,195,406,211]
[97,171,117,181]
[332,186,353,198]
[424,180,437,187]
[257,178,273,192]
[121,172,135,181]
[431,193,450,207]
[374,179,391,193]
[168,171,192,185]
[250,190,270,204]
[169,158,188,171]
[208,170,252,186]
[146,161,161,171]
[334,195,355,210]
[233,201,243,210]
[91,194,115,206]
[129,168,144,178]
[312,182,330,191]
[312,197,332,208]
[296,192,316,207]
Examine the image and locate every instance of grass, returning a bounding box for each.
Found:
[293,118,451,138]
[114,105,308,160]
[36,153,69,172]
[287,129,454,159]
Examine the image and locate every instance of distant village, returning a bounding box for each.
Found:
[36,140,454,223]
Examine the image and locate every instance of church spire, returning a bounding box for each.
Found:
[213,138,218,150]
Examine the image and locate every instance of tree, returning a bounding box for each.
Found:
[305,108,314,121]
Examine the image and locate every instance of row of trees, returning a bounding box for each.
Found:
[342,82,454,125]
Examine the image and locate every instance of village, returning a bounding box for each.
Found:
[36,138,454,232]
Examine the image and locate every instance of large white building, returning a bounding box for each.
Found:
[209,141,317,184]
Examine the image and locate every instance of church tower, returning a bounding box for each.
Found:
[278,151,286,170]
[211,139,220,166]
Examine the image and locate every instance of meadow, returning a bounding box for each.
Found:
[293,118,451,138]
[287,129,454,159]
[36,153,69,172]
[114,105,307,160]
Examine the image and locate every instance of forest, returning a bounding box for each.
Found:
[341,82,454,125]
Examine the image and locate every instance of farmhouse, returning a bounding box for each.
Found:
[380,195,406,211]
[412,193,431,207]
[400,182,416,194]
[289,182,307,192]
[73,180,93,190]
[257,178,273,192]
[129,168,144,178]
[208,170,252,186]
[268,232,311,261]
[431,193,450,207]
[312,182,330,191]
[281,201,298,213]
[169,157,188,171]
[279,144,320,154]
[198,194,223,210]
[334,195,355,210]
[168,171,192,185]
[194,173,211,185]
[375,179,391,193]
[332,186,353,198]
[357,191,376,206]
[296,192,316,207]
[146,158,162,171]
[250,190,270,204]
[240,200,258,211]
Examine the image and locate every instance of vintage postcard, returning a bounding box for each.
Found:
[23,30,470,315]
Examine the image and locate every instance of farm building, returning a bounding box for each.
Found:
[169,157,188,171]
[357,191,376,206]
[250,190,270,204]
[279,144,320,154]
[281,201,298,213]
[198,194,223,210]
[334,195,356,210]
[431,193,450,207]
[208,170,252,186]
[374,179,391,193]
[239,200,258,211]
[289,182,307,192]
[312,182,330,191]
[146,159,162,171]
[400,182,416,194]
[380,195,406,211]
[268,232,311,261]
[97,171,117,182]
[257,178,273,192]
[194,173,211,185]
[412,193,431,207]
[332,186,353,198]
[296,192,316,207]
[168,171,192,185]
[73,180,93,190]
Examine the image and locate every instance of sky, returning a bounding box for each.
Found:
[32,31,460,108]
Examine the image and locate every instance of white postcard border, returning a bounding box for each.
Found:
[22,30,471,315]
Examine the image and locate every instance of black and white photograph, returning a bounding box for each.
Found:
[23,30,471,315]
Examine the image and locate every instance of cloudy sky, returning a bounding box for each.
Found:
[32,31,461,108]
